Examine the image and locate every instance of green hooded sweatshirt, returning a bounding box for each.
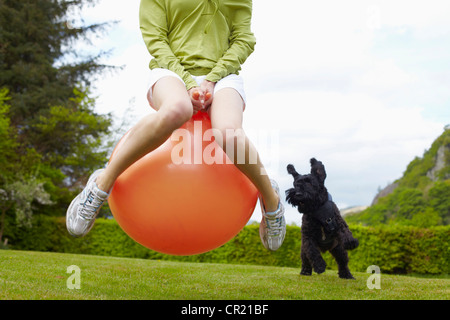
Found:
[139,0,256,90]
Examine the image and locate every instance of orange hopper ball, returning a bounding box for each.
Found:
[192,90,212,101]
[108,111,258,256]
[192,90,200,100]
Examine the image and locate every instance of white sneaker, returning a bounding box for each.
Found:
[66,169,109,237]
[259,179,286,251]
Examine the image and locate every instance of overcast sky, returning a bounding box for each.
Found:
[77,0,449,225]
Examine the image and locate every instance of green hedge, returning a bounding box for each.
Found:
[3,215,449,274]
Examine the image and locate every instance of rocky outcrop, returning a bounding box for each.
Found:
[427,144,450,181]
[371,182,399,206]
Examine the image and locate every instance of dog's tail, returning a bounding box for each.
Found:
[287,164,299,178]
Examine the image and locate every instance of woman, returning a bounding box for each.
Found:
[66,0,286,251]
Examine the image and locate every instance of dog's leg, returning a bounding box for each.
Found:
[303,239,326,274]
[338,227,359,250]
[333,203,359,250]
[311,251,327,274]
[300,245,312,276]
[330,244,354,279]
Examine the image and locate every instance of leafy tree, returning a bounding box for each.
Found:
[408,207,442,228]
[0,0,108,123]
[0,177,53,244]
[0,88,53,244]
[0,0,113,215]
[428,181,450,225]
[32,88,111,188]
[0,89,18,206]
[0,88,16,172]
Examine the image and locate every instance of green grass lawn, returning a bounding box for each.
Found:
[0,250,448,300]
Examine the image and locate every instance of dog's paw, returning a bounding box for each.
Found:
[338,271,355,280]
[344,238,359,250]
[300,268,312,276]
[313,261,327,274]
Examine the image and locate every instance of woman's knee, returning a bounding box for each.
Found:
[146,88,157,111]
[159,99,193,128]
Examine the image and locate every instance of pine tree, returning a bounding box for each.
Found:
[0,0,113,215]
[0,0,108,123]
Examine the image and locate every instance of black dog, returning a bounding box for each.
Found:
[286,158,358,279]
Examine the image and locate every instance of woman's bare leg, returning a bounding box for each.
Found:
[208,88,279,212]
[95,76,193,192]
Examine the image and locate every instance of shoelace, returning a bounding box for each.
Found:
[265,215,284,236]
[79,191,104,220]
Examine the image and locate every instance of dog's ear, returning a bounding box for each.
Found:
[310,158,326,184]
[287,164,299,178]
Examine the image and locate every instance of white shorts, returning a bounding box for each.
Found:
[147,68,247,107]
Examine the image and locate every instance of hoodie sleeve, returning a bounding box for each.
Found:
[139,0,198,90]
[205,1,256,83]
